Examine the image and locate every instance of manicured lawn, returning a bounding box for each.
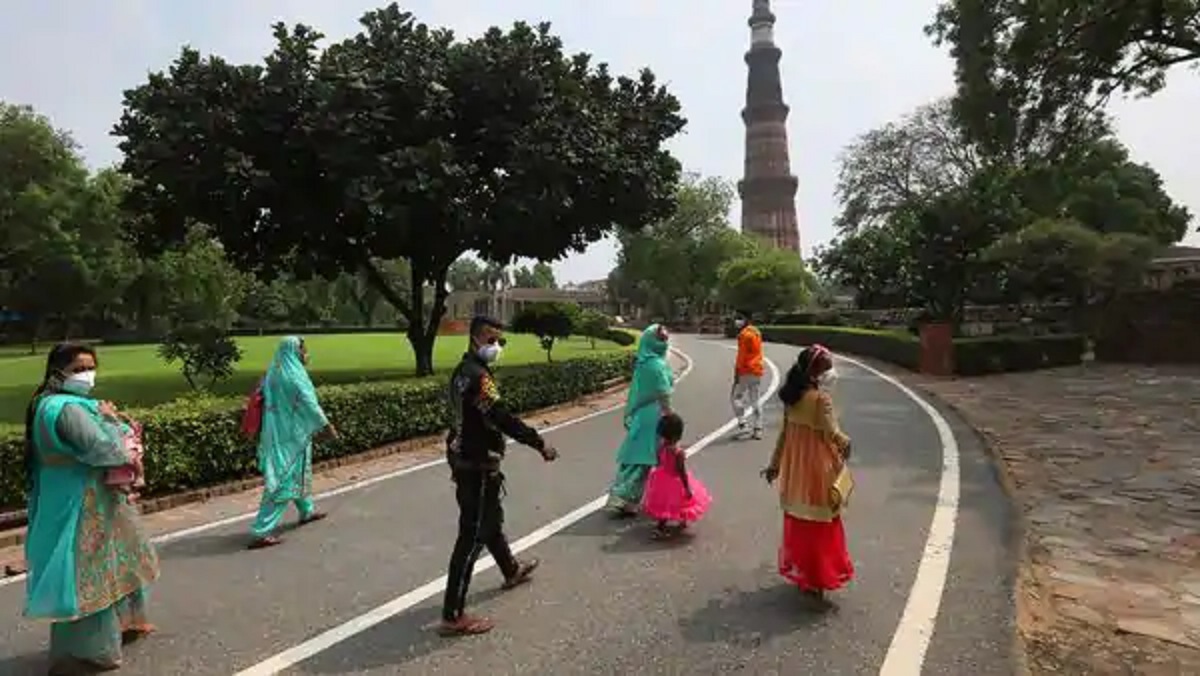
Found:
[0,333,625,425]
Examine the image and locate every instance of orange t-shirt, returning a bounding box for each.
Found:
[735,325,764,376]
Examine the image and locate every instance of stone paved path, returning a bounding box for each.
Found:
[905,363,1200,675]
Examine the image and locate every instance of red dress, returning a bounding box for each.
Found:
[779,516,854,591]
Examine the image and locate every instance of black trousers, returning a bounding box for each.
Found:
[442,469,519,622]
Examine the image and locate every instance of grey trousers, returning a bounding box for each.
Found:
[731,374,763,431]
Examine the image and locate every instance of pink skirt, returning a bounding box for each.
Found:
[641,466,712,523]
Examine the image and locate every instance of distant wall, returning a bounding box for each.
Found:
[1094,284,1200,364]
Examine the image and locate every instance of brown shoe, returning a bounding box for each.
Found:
[437,614,495,637]
[501,558,540,590]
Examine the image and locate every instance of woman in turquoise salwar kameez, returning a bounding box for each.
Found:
[24,343,159,674]
[606,324,674,517]
[248,336,338,549]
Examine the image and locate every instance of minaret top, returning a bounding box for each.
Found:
[748,0,777,48]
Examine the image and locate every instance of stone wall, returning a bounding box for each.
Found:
[1094,284,1200,364]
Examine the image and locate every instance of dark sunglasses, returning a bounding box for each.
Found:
[485,336,507,347]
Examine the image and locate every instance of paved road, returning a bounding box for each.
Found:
[0,336,1017,675]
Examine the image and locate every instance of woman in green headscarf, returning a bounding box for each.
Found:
[248,336,339,549]
[606,324,674,517]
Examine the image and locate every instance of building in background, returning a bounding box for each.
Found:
[738,0,801,253]
[1146,245,1200,290]
[444,280,639,327]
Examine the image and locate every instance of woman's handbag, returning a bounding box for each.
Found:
[828,464,854,512]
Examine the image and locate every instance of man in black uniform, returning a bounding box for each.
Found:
[440,315,558,636]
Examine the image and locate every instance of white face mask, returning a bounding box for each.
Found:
[478,344,502,364]
[734,319,746,329]
[63,369,97,394]
[818,367,839,387]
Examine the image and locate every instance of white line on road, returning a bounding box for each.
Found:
[233,344,780,676]
[839,353,960,676]
[0,348,695,589]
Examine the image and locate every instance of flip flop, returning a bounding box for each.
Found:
[437,615,495,637]
[501,559,540,590]
[121,623,157,645]
[299,512,328,526]
[247,535,283,550]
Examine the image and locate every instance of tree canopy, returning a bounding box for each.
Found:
[610,175,755,319]
[816,97,1191,319]
[717,245,814,317]
[928,0,1200,158]
[114,4,685,374]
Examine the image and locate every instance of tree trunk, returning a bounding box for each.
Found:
[361,258,452,378]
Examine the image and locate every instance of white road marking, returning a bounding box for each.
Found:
[840,354,959,676]
[0,349,695,589]
[232,344,781,676]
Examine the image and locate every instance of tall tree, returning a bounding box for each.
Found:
[512,262,556,289]
[115,5,684,375]
[835,98,982,233]
[448,258,488,292]
[612,174,754,319]
[927,0,1198,159]
[717,246,815,317]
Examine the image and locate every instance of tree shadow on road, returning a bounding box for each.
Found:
[678,583,833,649]
[290,587,508,674]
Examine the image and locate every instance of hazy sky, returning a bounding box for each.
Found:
[3,1,1198,283]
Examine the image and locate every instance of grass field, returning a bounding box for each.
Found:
[0,333,625,425]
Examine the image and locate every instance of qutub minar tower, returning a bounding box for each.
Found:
[738,0,801,253]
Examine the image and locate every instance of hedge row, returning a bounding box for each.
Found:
[761,325,1085,376]
[0,351,634,510]
[762,326,921,370]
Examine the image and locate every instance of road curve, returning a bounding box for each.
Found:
[0,335,1017,675]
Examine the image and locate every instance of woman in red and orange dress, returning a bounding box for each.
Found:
[762,344,854,604]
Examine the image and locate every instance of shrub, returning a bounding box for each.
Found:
[762,325,921,370]
[510,302,581,361]
[761,324,1085,376]
[0,351,633,510]
[953,334,1085,375]
[603,328,637,347]
[158,326,243,390]
[576,309,613,349]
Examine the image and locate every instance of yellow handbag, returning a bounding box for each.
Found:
[829,464,854,512]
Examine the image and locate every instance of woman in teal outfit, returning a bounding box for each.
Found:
[606,324,674,517]
[24,343,159,673]
[248,336,339,549]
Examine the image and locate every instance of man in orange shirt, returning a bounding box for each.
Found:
[732,312,764,439]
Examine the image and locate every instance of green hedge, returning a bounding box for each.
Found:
[953,334,1085,375]
[604,328,637,346]
[0,352,633,510]
[762,325,921,370]
[761,325,1084,376]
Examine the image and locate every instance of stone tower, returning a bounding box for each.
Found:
[738,0,800,253]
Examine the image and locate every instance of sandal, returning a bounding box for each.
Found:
[247,535,283,550]
[501,558,540,590]
[122,623,157,645]
[437,614,495,637]
[651,526,674,541]
[299,512,328,526]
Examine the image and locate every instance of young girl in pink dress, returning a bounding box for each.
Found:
[642,412,712,539]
